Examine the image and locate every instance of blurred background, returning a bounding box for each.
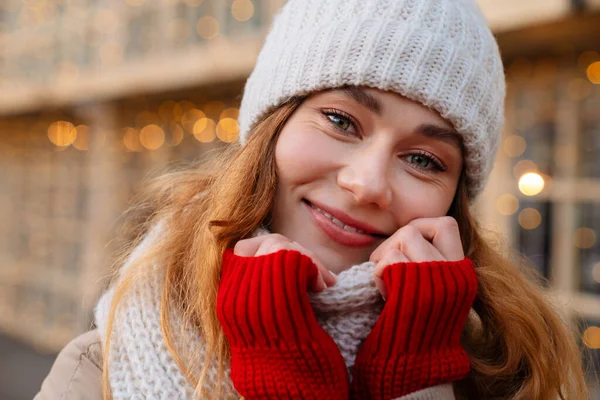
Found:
[0,0,599,398]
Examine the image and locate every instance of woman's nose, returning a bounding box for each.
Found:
[336,146,393,209]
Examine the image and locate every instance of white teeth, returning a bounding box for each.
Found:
[343,225,359,233]
[309,202,368,234]
[331,217,345,228]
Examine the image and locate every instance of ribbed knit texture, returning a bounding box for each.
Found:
[238,0,506,201]
[352,258,478,399]
[94,223,459,399]
[217,248,350,398]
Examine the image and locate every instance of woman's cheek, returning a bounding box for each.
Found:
[276,127,342,178]
[391,174,455,222]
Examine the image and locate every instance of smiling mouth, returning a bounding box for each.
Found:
[303,199,388,238]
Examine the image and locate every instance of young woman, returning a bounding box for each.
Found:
[37,0,590,399]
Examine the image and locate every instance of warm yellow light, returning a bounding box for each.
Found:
[217,118,240,143]
[174,101,195,121]
[182,109,206,133]
[123,127,142,152]
[583,326,600,349]
[194,118,216,143]
[495,194,519,216]
[513,160,538,179]
[518,208,542,230]
[587,61,600,85]
[593,262,600,284]
[503,135,526,158]
[184,0,204,6]
[140,124,165,150]
[573,227,596,249]
[232,0,254,21]
[197,16,219,40]
[73,125,90,150]
[170,122,184,146]
[518,172,545,196]
[220,108,239,120]
[48,121,77,147]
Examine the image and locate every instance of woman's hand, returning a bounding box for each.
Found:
[217,238,349,399]
[369,216,464,299]
[234,233,337,291]
[351,216,477,399]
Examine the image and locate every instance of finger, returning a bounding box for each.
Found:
[254,238,291,257]
[371,225,444,263]
[408,217,464,261]
[373,248,409,300]
[397,224,445,262]
[235,234,290,256]
[289,242,334,291]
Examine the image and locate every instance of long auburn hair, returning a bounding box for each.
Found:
[101,95,590,399]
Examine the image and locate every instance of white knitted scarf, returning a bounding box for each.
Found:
[94,224,454,399]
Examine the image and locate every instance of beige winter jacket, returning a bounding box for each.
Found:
[35,330,103,400]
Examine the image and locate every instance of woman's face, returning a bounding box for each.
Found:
[270,87,464,273]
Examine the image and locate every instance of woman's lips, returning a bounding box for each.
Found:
[304,200,378,247]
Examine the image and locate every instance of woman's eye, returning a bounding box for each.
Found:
[327,113,351,131]
[403,153,446,173]
[409,154,431,169]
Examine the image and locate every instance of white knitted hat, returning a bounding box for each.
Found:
[238,0,506,201]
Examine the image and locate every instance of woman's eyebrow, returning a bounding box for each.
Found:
[339,87,383,115]
[336,87,462,151]
[415,124,463,151]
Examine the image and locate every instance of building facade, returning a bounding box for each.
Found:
[0,0,599,393]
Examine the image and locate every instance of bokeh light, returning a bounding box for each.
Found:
[193,118,216,142]
[583,326,600,349]
[232,0,255,21]
[72,125,90,151]
[216,118,239,142]
[518,172,545,196]
[123,127,142,152]
[496,194,519,216]
[503,135,527,158]
[139,124,165,150]
[573,227,596,249]
[197,16,219,40]
[170,122,184,146]
[48,121,77,147]
[518,208,542,230]
[587,62,600,84]
[181,109,206,133]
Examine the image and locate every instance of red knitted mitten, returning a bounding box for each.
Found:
[217,248,350,399]
[352,258,478,400]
